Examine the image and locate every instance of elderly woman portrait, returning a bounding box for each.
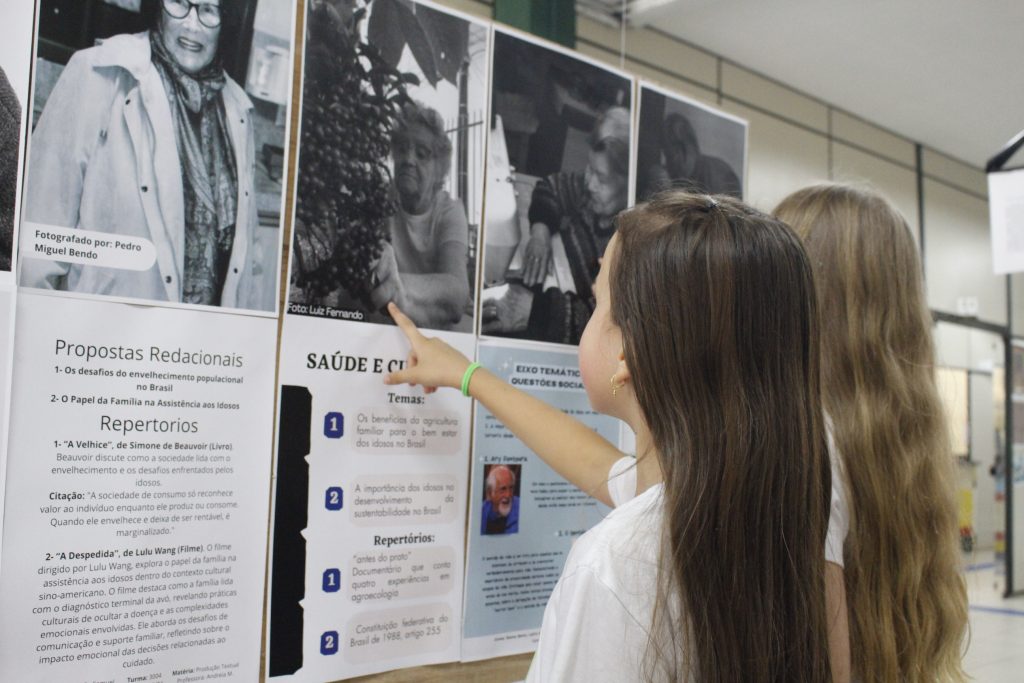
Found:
[483,106,630,345]
[20,0,271,310]
[369,101,470,330]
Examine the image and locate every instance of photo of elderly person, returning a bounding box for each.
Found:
[636,83,746,202]
[287,0,487,332]
[19,0,292,311]
[481,464,521,535]
[481,30,633,346]
[368,102,470,329]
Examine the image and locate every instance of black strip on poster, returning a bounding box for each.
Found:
[269,386,312,677]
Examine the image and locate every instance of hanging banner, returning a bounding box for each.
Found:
[0,0,297,679]
[635,80,748,202]
[988,168,1024,275]
[463,28,635,660]
[461,341,621,661]
[0,0,35,558]
[266,1,489,679]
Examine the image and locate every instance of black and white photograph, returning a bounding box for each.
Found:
[635,81,747,202]
[480,28,633,346]
[17,0,295,312]
[288,0,489,333]
[0,1,35,274]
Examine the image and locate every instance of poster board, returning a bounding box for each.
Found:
[266,2,491,679]
[0,0,299,679]
[464,25,636,661]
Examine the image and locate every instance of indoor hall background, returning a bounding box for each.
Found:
[270,0,1020,680]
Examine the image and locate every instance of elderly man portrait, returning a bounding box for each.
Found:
[481,465,520,535]
[369,101,471,330]
[483,106,630,345]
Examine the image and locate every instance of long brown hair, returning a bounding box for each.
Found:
[611,192,833,682]
[775,183,968,682]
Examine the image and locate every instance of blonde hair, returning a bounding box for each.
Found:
[775,183,968,682]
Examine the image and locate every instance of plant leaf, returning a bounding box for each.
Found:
[394,0,439,87]
[417,4,468,86]
[366,0,406,69]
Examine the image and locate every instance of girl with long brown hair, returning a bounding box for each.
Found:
[775,183,969,682]
[385,191,834,681]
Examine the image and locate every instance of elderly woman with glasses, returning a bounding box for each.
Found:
[20,0,266,310]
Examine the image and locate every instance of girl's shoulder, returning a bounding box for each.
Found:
[565,484,664,582]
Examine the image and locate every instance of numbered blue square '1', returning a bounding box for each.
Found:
[324,412,344,438]
[322,568,341,593]
[320,630,339,655]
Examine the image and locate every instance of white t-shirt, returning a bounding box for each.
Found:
[389,191,468,275]
[824,428,848,567]
[526,482,672,682]
[526,450,849,682]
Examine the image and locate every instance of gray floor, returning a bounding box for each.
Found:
[963,550,1024,681]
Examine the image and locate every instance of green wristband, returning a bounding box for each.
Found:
[461,362,482,397]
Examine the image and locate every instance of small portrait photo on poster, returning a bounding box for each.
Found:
[481,463,521,535]
[635,83,747,202]
[288,0,488,333]
[18,0,295,312]
[481,30,633,346]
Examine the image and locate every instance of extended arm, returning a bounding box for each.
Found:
[384,303,623,506]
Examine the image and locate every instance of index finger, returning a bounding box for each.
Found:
[388,302,424,343]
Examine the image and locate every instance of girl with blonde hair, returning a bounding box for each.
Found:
[775,183,969,682]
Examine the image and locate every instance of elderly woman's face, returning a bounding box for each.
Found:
[159,0,222,74]
[585,150,627,219]
[392,124,442,212]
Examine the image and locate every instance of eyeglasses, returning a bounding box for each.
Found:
[162,0,222,29]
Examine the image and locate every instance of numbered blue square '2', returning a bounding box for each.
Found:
[323,412,344,439]
[325,487,344,511]
[320,630,339,656]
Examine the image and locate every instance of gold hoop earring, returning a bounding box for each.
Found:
[610,375,623,397]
